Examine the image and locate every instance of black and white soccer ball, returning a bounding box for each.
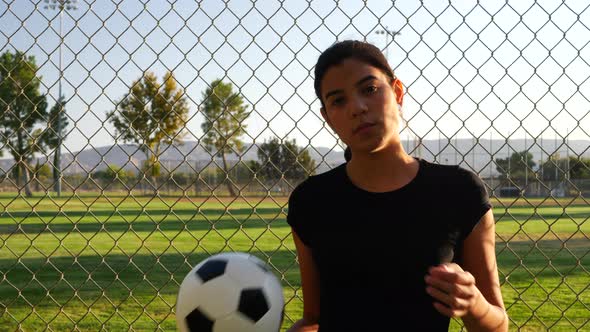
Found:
[175,252,285,332]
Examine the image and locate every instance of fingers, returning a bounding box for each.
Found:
[426,281,471,317]
[432,301,466,317]
[429,265,475,285]
[425,275,472,300]
[426,282,470,317]
[425,284,451,304]
[425,264,478,318]
[430,263,463,273]
[445,263,464,272]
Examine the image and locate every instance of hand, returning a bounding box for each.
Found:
[424,263,483,318]
[286,319,319,332]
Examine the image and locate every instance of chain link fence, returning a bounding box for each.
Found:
[1,0,589,330]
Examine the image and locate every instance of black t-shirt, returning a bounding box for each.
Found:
[287,158,492,331]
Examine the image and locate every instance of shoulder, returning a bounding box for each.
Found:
[286,164,345,245]
[419,161,492,236]
[455,165,488,191]
[290,164,345,196]
[419,159,465,184]
[288,163,345,204]
[418,160,488,199]
[421,159,483,183]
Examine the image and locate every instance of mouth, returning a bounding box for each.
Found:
[353,122,376,134]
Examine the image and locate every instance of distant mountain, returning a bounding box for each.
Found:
[402,138,590,177]
[1,139,588,177]
[0,141,347,175]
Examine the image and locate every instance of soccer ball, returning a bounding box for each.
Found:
[175,252,285,332]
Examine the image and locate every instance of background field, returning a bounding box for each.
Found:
[3,0,590,331]
[0,193,588,331]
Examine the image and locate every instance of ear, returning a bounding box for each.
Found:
[391,78,404,107]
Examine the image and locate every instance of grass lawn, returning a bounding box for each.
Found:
[0,193,589,331]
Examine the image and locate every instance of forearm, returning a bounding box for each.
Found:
[462,292,508,332]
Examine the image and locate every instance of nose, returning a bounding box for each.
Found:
[348,95,368,117]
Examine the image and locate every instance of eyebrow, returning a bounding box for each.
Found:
[324,75,378,101]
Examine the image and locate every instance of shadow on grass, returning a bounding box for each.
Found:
[0,208,288,234]
[496,238,590,282]
[0,249,301,307]
[0,239,587,332]
[0,207,285,219]
[495,210,590,220]
[1,238,587,297]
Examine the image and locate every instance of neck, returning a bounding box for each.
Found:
[345,144,418,193]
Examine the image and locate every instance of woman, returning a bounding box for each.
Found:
[286,40,507,331]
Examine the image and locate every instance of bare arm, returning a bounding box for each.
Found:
[286,229,320,332]
[461,209,508,331]
[425,210,508,332]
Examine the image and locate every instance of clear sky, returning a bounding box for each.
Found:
[1,0,589,155]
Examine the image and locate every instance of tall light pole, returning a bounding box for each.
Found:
[44,0,77,197]
[524,131,529,192]
[374,26,400,59]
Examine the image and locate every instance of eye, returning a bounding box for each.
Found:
[331,97,345,107]
[365,85,378,94]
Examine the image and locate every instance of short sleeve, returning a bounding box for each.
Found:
[286,181,314,247]
[457,167,492,236]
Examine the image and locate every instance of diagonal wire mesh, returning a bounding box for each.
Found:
[0,0,589,331]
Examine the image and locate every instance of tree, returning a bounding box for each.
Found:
[107,71,189,193]
[253,137,316,186]
[33,160,51,191]
[283,139,316,181]
[570,157,590,179]
[540,155,590,181]
[41,95,69,193]
[253,138,282,182]
[93,164,134,188]
[0,51,48,197]
[201,79,250,197]
[495,151,536,181]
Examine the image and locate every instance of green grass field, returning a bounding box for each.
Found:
[0,193,589,331]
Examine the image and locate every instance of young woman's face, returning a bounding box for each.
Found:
[320,58,404,156]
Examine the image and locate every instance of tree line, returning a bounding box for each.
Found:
[495,151,590,181]
[0,50,315,197]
